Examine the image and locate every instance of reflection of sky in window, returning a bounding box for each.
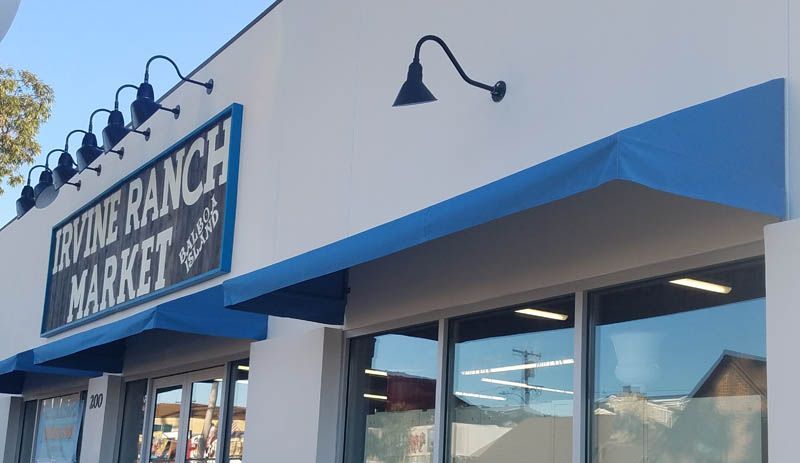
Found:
[371,334,438,379]
[453,327,574,413]
[157,388,183,404]
[594,298,766,398]
[233,383,248,407]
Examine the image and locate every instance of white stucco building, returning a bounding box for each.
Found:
[0,1,798,462]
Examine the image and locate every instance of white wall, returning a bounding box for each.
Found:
[244,327,343,463]
[0,0,786,362]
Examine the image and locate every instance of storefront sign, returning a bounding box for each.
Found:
[41,104,243,336]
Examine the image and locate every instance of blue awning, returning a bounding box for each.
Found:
[0,350,99,394]
[33,285,268,373]
[224,79,785,324]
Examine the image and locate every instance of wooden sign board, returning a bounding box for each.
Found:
[41,104,243,336]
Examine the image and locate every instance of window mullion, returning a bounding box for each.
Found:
[433,318,449,463]
[573,291,588,463]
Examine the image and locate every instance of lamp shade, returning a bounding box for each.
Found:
[130,82,160,129]
[15,184,34,219]
[102,109,129,150]
[76,132,104,170]
[33,169,58,209]
[53,152,79,189]
[393,61,437,107]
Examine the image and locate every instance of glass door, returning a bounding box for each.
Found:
[144,367,226,463]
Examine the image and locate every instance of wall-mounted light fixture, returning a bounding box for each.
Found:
[130,55,213,129]
[78,108,125,173]
[394,35,506,107]
[103,84,151,151]
[39,148,92,208]
[15,165,42,219]
[54,130,102,190]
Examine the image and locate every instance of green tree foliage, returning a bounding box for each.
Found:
[0,67,54,195]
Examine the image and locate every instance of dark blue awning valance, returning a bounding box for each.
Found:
[0,350,99,394]
[33,285,267,374]
[224,79,785,324]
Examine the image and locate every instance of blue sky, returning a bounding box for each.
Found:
[0,0,270,224]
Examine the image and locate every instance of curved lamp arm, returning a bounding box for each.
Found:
[89,108,113,132]
[64,130,89,151]
[145,55,213,93]
[114,84,139,110]
[26,165,48,185]
[45,149,70,168]
[414,35,505,101]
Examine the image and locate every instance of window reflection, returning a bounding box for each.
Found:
[186,379,223,463]
[344,324,439,463]
[590,260,767,463]
[448,297,575,463]
[226,361,248,463]
[32,393,86,463]
[149,385,182,463]
[119,380,148,463]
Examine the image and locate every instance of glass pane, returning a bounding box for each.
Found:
[226,361,248,463]
[18,400,37,463]
[186,378,223,463]
[448,297,575,463]
[344,324,439,463]
[590,260,767,463]
[32,393,85,463]
[149,385,182,463]
[119,380,148,463]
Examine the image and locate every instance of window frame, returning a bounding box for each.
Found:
[339,252,767,463]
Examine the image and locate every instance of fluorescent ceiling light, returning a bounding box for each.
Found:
[669,278,731,294]
[514,308,569,321]
[365,369,388,377]
[236,380,249,385]
[214,378,223,382]
[481,377,573,395]
[237,365,250,371]
[461,358,574,376]
[454,391,506,401]
[363,393,388,401]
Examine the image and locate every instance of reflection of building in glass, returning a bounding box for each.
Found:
[593,351,767,463]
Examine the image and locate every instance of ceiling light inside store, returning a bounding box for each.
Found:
[236,380,249,385]
[365,369,388,377]
[363,393,388,401]
[514,308,569,320]
[669,278,732,294]
[461,358,574,376]
[480,378,573,395]
[237,365,250,371]
[454,391,506,401]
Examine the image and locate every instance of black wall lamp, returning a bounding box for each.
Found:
[39,148,90,208]
[393,35,506,107]
[16,165,45,218]
[103,85,151,151]
[78,108,125,173]
[130,55,213,129]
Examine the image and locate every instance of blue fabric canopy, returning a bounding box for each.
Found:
[224,79,785,324]
[33,285,268,373]
[0,350,99,394]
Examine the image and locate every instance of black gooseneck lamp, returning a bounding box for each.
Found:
[103,84,151,151]
[38,148,89,208]
[77,109,124,174]
[393,35,506,107]
[130,55,213,129]
[16,165,47,218]
[56,130,104,189]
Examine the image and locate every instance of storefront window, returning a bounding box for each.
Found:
[186,378,223,462]
[226,360,249,463]
[447,297,575,463]
[31,392,85,463]
[590,260,767,462]
[344,324,439,463]
[118,380,148,463]
[18,400,37,463]
[149,385,183,463]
